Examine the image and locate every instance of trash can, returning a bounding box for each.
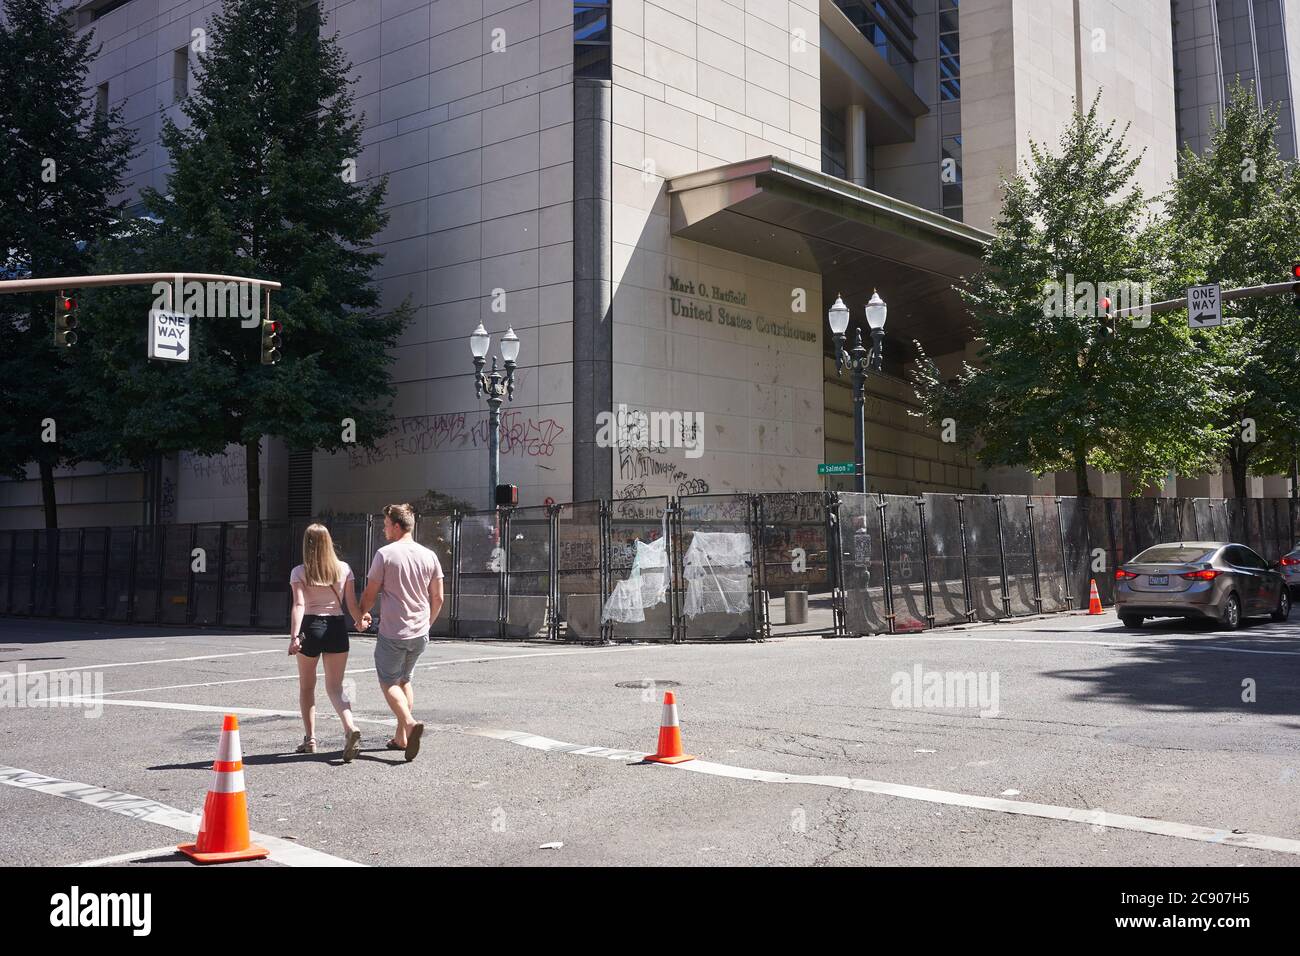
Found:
[784,589,809,625]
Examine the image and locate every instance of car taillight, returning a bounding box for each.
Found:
[1179,569,1221,581]
[1115,569,1137,580]
[1279,556,1300,566]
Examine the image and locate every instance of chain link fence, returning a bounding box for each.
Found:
[1,494,1297,640]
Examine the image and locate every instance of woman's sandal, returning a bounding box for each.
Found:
[295,736,317,754]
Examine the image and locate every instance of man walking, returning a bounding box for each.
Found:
[358,503,444,761]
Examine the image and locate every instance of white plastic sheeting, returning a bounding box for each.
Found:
[600,537,669,624]
[683,531,752,618]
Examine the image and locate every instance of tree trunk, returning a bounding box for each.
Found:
[39,458,58,529]
[245,438,261,524]
[1291,442,1298,501]
[1229,452,1248,501]
[1074,448,1091,498]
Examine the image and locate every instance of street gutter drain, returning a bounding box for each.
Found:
[615,679,681,690]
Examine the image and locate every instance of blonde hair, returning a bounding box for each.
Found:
[302,523,342,588]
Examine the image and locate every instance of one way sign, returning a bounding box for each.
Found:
[149,309,190,362]
[1187,283,1222,328]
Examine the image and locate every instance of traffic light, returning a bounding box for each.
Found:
[259,319,280,364]
[54,293,78,348]
[494,483,519,507]
[1291,263,1300,310]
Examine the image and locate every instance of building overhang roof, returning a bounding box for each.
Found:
[667,156,992,356]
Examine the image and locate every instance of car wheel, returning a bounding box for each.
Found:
[1218,593,1242,631]
[1120,615,1144,629]
[1271,588,1292,623]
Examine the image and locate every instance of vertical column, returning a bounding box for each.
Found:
[573,78,613,501]
[846,104,868,187]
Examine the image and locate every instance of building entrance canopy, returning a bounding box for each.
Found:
[667,157,990,358]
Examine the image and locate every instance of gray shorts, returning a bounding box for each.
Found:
[374,634,428,685]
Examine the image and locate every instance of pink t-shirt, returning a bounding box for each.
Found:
[290,562,353,616]
[367,538,443,640]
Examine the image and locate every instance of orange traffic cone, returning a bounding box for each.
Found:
[1087,579,1103,615]
[644,691,695,764]
[178,715,269,864]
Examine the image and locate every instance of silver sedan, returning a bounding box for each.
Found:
[1114,542,1291,630]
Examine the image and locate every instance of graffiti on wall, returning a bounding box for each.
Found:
[346,411,565,470]
[616,446,710,499]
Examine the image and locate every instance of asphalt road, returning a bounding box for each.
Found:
[1,609,1298,867]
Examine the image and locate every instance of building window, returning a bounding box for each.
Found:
[941,134,963,220]
[88,0,135,22]
[172,48,189,102]
[822,107,847,179]
[833,0,917,83]
[939,0,960,101]
[574,1,611,79]
[95,82,109,116]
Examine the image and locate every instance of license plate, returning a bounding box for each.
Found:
[1149,574,1168,586]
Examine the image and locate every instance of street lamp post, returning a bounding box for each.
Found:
[828,291,887,493]
[470,323,520,507]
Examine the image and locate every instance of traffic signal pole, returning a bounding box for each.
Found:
[0,272,282,295]
[1111,280,1299,320]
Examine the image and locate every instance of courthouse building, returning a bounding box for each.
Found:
[2,0,1297,527]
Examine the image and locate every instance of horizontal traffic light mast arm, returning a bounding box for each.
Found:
[1112,281,1296,318]
[0,273,282,294]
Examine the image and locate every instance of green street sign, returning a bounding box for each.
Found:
[817,462,856,476]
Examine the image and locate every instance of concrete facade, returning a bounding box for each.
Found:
[3,0,1298,529]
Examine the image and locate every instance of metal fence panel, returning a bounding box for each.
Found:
[962,495,1006,620]
[838,493,888,634]
[31,530,54,617]
[1030,497,1067,613]
[676,494,759,640]
[190,524,222,625]
[882,495,927,632]
[606,497,672,641]
[414,513,455,637]
[77,529,109,619]
[255,522,294,631]
[132,527,162,623]
[55,530,80,617]
[221,523,253,626]
[159,525,192,624]
[757,492,831,598]
[1058,497,1091,610]
[506,506,551,639]
[104,528,134,621]
[924,493,967,627]
[456,510,504,638]
[9,531,34,615]
[0,531,13,614]
[555,501,604,642]
[1000,496,1036,616]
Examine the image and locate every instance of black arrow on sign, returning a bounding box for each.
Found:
[156,341,186,356]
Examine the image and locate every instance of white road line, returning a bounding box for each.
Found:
[0,765,363,867]
[39,695,1300,856]
[1,648,283,678]
[869,634,1300,657]
[93,645,638,697]
[478,729,1300,857]
[74,846,186,867]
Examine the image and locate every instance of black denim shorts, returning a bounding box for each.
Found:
[298,614,349,657]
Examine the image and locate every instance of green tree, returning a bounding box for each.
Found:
[0,0,135,528]
[1157,81,1300,501]
[913,96,1222,496]
[76,0,409,522]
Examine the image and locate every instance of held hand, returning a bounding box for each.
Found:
[359,613,372,630]
[288,635,301,656]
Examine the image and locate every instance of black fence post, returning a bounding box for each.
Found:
[27,530,38,615]
[1055,496,1073,609]
[955,495,975,623]
[498,506,510,641]
[249,521,262,629]
[125,527,139,620]
[877,495,894,634]
[74,528,85,619]
[668,497,683,643]
[546,502,560,641]
[5,529,16,615]
[185,524,197,625]
[825,490,845,636]
[993,496,1011,618]
[752,494,769,640]
[916,496,935,629]
[449,512,461,640]
[1025,498,1043,614]
[155,525,167,624]
[214,523,227,626]
[98,528,110,620]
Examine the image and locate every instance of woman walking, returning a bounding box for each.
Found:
[289,523,366,761]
